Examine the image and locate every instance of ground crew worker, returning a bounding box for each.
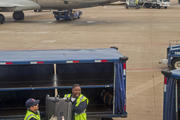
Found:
[63,84,89,120]
[135,0,139,7]
[24,98,41,120]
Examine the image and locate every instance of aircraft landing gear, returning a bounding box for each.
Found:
[0,14,5,24]
[13,11,24,21]
[53,10,82,21]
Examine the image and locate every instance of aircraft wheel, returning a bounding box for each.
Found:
[13,11,24,20]
[144,3,151,8]
[0,14,5,24]
[157,4,161,9]
[152,4,156,8]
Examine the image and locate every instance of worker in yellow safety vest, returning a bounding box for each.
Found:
[135,0,139,5]
[64,84,89,120]
[24,98,41,120]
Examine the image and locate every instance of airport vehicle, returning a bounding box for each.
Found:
[162,69,180,120]
[53,10,82,21]
[126,0,140,9]
[0,0,119,24]
[125,0,170,9]
[167,40,180,69]
[0,47,128,120]
[142,0,170,9]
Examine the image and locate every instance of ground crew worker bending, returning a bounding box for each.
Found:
[63,84,89,120]
[24,98,41,120]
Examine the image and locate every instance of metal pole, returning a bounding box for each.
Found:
[113,63,116,114]
[176,79,178,120]
[54,64,58,97]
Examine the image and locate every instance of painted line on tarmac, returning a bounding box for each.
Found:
[0,31,48,34]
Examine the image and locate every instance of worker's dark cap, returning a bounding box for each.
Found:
[25,98,40,108]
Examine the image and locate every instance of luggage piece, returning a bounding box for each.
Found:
[46,95,72,120]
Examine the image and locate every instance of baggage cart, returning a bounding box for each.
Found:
[0,47,128,120]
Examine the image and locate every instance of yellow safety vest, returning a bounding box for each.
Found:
[64,94,89,120]
[24,110,41,120]
[135,0,139,5]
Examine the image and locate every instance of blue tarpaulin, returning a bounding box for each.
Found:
[115,62,127,116]
[0,48,124,64]
[163,77,176,120]
[162,69,180,120]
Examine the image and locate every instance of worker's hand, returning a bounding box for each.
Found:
[65,99,71,102]
[49,115,57,120]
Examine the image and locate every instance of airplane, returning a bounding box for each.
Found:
[0,0,119,24]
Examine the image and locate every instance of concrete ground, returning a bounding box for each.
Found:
[1,0,180,119]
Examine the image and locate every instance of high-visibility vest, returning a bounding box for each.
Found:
[64,94,89,120]
[135,0,139,5]
[24,110,41,120]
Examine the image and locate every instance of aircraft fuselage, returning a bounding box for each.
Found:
[32,0,116,10]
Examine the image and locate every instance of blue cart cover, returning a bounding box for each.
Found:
[0,48,124,64]
[162,69,180,120]
[115,62,127,116]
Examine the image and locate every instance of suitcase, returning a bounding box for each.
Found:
[46,95,72,120]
